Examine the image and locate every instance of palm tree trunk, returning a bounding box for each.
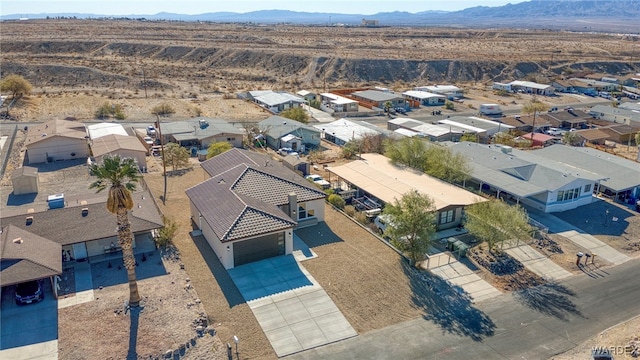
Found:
[117,207,141,307]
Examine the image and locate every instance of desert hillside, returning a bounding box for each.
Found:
[2,19,639,99]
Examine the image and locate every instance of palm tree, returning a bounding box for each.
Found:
[90,155,142,307]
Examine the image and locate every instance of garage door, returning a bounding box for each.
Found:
[233,232,285,267]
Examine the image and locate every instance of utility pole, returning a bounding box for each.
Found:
[156,114,167,204]
[142,65,148,99]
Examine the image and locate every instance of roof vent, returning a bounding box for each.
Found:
[26,216,33,225]
[82,208,89,217]
[12,237,23,244]
[218,179,225,184]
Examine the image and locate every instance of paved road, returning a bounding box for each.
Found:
[288,259,640,360]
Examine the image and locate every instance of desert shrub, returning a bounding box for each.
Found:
[354,211,368,225]
[151,103,175,117]
[344,205,356,216]
[156,216,177,247]
[324,188,334,196]
[445,101,455,110]
[95,102,125,120]
[328,194,345,209]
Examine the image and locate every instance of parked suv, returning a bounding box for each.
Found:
[15,280,44,305]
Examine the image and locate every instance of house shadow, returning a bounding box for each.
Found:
[401,259,496,342]
[294,221,344,248]
[90,251,168,288]
[26,158,86,172]
[514,281,584,321]
[6,192,37,206]
[190,232,246,308]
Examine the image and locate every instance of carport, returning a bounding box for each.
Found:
[1,225,61,356]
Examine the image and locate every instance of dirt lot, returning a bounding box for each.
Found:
[58,248,227,360]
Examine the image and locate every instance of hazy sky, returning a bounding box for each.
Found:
[2,0,528,16]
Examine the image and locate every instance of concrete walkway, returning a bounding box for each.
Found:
[526,209,630,265]
[58,260,94,309]
[229,256,357,357]
[505,244,572,281]
[427,254,502,303]
[306,106,335,123]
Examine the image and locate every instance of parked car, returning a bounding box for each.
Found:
[15,280,44,305]
[143,136,154,145]
[546,127,564,136]
[305,174,330,189]
[278,147,295,156]
[146,125,156,136]
[395,107,407,115]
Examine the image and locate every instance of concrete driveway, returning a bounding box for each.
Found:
[228,255,357,357]
[0,281,58,359]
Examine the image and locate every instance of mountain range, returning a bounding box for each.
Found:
[2,0,639,28]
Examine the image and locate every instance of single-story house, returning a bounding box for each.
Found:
[11,166,39,195]
[500,114,552,132]
[296,90,316,102]
[519,132,556,147]
[540,109,592,129]
[589,105,640,126]
[350,90,405,110]
[90,134,148,170]
[25,120,90,164]
[160,118,244,149]
[402,90,446,107]
[280,134,303,152]
[186,149,326,269]
[0,190,163,264]
[327,153,484,230]
[86,122,128,140]
[319,93,359,113]
[598,124,640,144]
[532,145,640,202]
[552,78,618,95]
[494,81,555,96]
[437,116,514,143]
[574,128,610,145]
[448,142,604,213]
[258,116,321,151]
[249,90,305,114]
[314,118,387,146]
[1,224,62,288]
[387,118,462,142]
[414,85,463,99]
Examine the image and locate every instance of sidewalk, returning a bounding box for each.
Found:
[505,244,572,281]
[427,254,502,303]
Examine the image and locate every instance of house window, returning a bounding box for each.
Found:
[557,190,564,202]
[573,187,581,199]
[297,203,316,220]
[584,184,591,193]
[439,210,455,224]
[564,189,573,201]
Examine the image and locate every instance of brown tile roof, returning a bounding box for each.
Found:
[0,190,163,246]
[187,149,326,242]
[90,134,147,157]
[25,119,88,146]
[1,224,62,286]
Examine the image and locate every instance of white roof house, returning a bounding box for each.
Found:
[438,116,514,137]
[314,118,384,146]
[86,122,128,140]
[414,85,463,98]
[402,90,445,100]
[448,142,604,213]
[387,118,461,141]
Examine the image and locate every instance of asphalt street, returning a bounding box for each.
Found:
[289,258,640,360]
